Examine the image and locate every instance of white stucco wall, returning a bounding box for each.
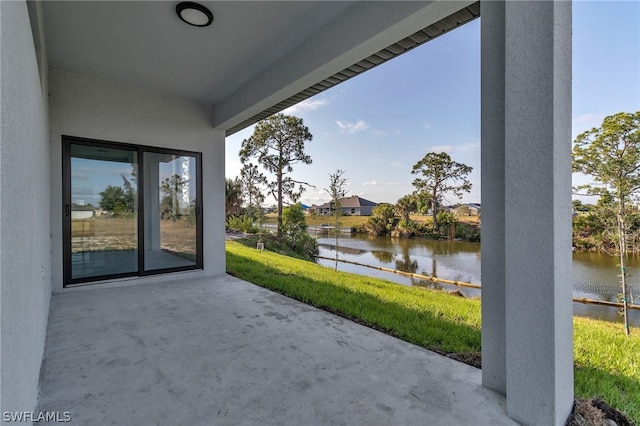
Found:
[481,2,573,424]
[49,69,225,292]
[1,0,51,416]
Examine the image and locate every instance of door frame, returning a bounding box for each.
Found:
[62,135,203,286]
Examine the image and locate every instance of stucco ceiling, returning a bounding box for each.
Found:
[42,1,355,105]
[41,1,479,134]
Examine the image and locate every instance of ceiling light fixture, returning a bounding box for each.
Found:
[176,2,213,27]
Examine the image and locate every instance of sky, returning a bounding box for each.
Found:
[225,1,640,208]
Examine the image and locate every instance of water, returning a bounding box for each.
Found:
[315,234,640,327]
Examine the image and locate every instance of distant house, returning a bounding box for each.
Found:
[315,195,378,216]
[71,204,95,220]
[451,203,481,216]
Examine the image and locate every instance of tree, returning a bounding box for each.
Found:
[572,199,591,212]
[411,152,472,232]
[99,175,136,216]
[281,203,309,248]
[395,194,416,222]
[240,163,267,220]
[391,195,418,239]
[161,174,188,221]
[121,174,136,213]
[99,185,129,215]
[225,177,243,218]
[239,114,313,236]
[325,169,348,269]
[573,111,640,335]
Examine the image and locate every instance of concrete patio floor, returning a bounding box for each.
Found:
[37,275,517,425]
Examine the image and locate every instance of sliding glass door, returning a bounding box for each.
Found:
[63,137,202,286]
[143,152,199,272]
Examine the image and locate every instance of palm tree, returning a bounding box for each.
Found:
[225,177,243,217]
[395,194,416,222]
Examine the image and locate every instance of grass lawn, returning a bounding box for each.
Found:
[72,217,196,256]
[226,241,640,422]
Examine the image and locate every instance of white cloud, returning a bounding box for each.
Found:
[362,180,403,187]
[304,195,328,202]
[457,140,481,153]
[371,128,388,137]
[430,144,454,153]
[283,97,330,114]
[336,119,370,134]
[424,123,432,130]
[428,140,480,154]
[390,161,402,167]
[575,112,604,124]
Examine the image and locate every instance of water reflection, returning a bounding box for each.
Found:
[371,250,393,263]
[316,235,639,326]
[573,251,640,304]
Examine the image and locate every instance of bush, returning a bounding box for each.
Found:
[391,219,417,238]
[366,203,398,236]
[455,223,481,242]
[436,211,458,240]
[226,215,258,233]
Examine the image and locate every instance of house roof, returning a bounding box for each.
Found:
[40,1,479,136]
[452,203,481,209]
[316,195,378,209]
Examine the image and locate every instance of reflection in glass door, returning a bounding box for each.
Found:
[143,152,198,272]
[66,143,138,281]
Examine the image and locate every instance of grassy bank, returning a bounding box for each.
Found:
[262,213,481,227]
[226,241,640,422]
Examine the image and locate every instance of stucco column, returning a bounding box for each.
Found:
[481,1,573,425]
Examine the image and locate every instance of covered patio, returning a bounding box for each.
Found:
[2,1,572,424]
[37,275,516,425]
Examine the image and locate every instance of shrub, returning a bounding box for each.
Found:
[436,211,458,240]
[234,233,317,261]
[366,203,398,236]
[455,223,481,242]
[391,219,417,238]
[226,215,256,233]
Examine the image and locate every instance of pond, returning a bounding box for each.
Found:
[315,233,640,327]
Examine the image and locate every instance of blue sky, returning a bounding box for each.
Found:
[226,1,640,207]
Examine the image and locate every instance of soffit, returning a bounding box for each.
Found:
[42,1,356,105]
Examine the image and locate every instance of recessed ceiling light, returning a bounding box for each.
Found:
[176,2,213,27]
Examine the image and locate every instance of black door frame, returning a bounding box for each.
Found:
[62,135,203,286]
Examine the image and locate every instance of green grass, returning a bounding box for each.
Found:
[574,318,640,421]
[227,241,480,354]
[226,241,640,422]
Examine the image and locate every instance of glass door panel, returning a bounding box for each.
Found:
[143,152,198,272]
[69,144,138,280]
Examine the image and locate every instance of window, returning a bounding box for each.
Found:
[62,136,202,286]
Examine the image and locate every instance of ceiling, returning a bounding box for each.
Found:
[41,1,479,134]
